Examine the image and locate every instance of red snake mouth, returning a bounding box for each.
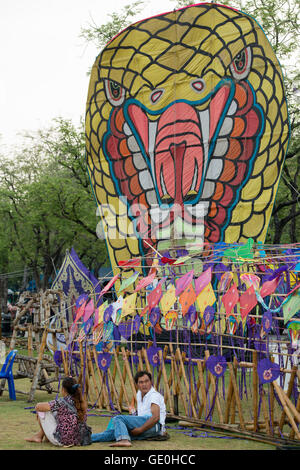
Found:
[104,80,263,250]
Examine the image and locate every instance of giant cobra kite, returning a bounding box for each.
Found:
[86,2,290,272]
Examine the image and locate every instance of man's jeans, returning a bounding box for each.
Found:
[91,414,161,442]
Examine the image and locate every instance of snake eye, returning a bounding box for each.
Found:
[150,88,165,104]
[191,78,205,93]
[104,79,125,106]
[230,46,252,80]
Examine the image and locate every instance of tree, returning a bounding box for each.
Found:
[0,118,108,291]
[80,1,144,50]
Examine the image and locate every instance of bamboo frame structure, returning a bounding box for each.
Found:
[7,290,69,401]
[62,339,300,444]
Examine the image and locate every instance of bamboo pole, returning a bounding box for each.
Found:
[86,347,100,407]
[278,366,298,432]
[141,347,152,374]
[197,360,207,419]
[137,349,144,371]
[107,367,122,413]
[289,390,300,440]
[228,362,245,430]
[260,386,271,435]
[170,347,188,416]
[121,347,137,401]
[224,368,234,424]
[92,347,105,409]
[273,381,300,440]
[156,345,168,390]
[176,348,197,419]
[252,351,259,432]
[159,349,174,414]
[28,325,33,357]
[61,348,69,375]
[113,348,131,410]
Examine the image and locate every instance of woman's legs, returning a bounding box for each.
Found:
[25,415,45,443]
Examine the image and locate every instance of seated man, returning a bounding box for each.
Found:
[91,370,167,447]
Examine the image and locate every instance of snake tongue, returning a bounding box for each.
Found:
[154,102,204,202]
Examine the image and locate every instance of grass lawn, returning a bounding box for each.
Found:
[0,387,274,451]
[0,341,278,450]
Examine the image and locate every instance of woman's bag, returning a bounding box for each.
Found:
[79,422,92,446]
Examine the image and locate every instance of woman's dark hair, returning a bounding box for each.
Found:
[134,370,152,384]
[62,377,87,422]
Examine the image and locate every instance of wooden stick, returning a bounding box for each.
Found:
[137,349,144,371]
[86,347,99,406]
[175,417,297,447]
[289,389,300,440]
[197,360,207,419]
[112,348,130,411]
[121,347,137,400]
[28,326,33,357]
[176,348,197,419]
[141,347,152,374]
[228,362,245,430]
[158,349,174,414]
[260,386,271,435]
[156,345,168,390]
[252,351,259,432]
[92,347,104,409]
[112,345,118,383]
[279,366,297,432]
[224,369,234,424]
[61,348,69,375]
[118,355,129,410]
[107,368,121,413]
[170,348,188,416]
[273,381,300,440]
[28,316,49,402]
[281,389,300,423]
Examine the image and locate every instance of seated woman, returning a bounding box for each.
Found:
[25,376,88,447]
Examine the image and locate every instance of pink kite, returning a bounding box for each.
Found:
[99,273,120,296]
[135,271,156,292]
[175,269,194,296]
[240,285,257,320]
[74,301,86,323]
[222,283,239,317]
[195,267,212,295]
[260,276,280,298]
[83,299,95,322]
[147,281,164,311]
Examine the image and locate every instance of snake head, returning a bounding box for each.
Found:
[86,3,289,270]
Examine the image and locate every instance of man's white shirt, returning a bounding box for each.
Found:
[136,386,166,432]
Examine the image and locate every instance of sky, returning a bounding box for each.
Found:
[0,0,175,152]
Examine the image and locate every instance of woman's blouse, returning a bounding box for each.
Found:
[49,394,84,446]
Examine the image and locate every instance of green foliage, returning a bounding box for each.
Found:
[80,1,144,50]
[0,118,108,290]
